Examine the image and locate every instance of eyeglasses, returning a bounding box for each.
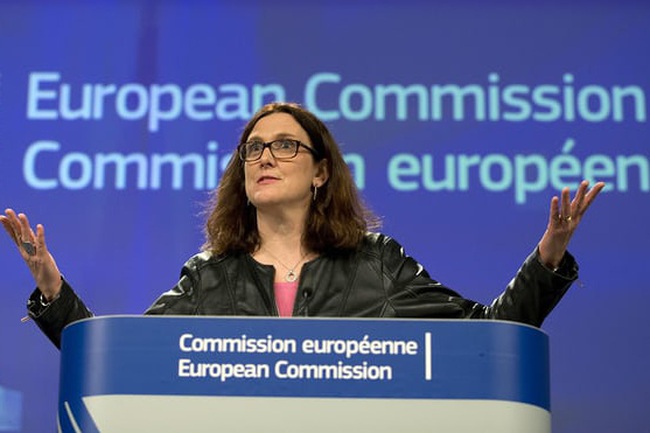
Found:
[238,139,320,162]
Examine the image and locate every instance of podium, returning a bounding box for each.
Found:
[58,316,551,433]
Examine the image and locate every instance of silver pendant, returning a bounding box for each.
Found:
[285,270,297,282]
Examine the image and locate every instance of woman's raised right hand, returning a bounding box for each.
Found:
[1,209,62,301]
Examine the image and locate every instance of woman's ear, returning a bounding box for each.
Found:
[313,159,329,187]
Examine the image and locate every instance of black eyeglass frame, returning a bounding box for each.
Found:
[238,139,321,162]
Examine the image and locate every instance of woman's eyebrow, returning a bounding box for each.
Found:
[247,132,300,141]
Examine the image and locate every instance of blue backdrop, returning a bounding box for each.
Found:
[0,1,648,432]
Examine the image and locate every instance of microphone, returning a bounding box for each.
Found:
[301,288,313,317]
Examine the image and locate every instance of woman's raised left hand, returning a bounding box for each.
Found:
[538,180,606,269]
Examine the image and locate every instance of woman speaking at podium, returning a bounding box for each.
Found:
[1,102,604,349]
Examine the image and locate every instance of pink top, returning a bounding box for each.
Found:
[274,281,299,317]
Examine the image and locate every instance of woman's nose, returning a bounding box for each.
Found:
[258,146,276,164]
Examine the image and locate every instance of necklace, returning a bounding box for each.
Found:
[262,247,308,282]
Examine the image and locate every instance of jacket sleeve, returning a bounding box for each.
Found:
[27,254,206,348]
[144,273,199,315]
[378,235,577,327]
[27,279,94,349]
[144,254,206,315]
[479,248,577,326]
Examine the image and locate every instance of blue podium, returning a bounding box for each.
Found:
[58,316,551,433]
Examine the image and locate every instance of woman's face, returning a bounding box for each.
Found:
[243,112,327,212]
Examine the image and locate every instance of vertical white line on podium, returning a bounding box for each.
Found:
[425,332,432,381]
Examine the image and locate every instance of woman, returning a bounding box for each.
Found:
[1,102,605,349]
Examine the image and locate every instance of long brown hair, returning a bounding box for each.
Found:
[203,102,379,255]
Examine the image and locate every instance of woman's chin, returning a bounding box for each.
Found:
[250,196,282,209]
[251,196,310,212]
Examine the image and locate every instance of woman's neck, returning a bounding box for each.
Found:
[256,208,305,247]
[256,209,307,252]
[254,209,314,282]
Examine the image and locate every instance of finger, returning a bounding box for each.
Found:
[36,224,47,253]
[571,180,589,213]
[560,187,571,218]
[17,213,39,256]
[18,213,34,242]
[580,181,606,213]
[2,209,23,244]
[548,195,560,226]
[4,209,21,235]
[0,216,20,245]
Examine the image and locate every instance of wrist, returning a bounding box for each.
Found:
[40,277,63,302]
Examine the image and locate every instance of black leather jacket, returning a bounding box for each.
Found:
[28,233,578,348]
